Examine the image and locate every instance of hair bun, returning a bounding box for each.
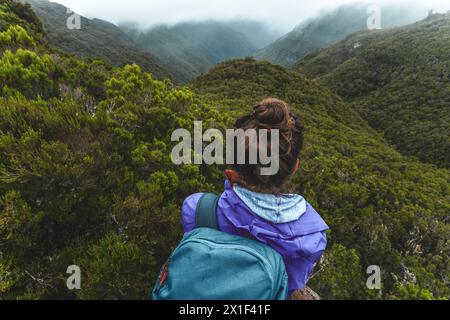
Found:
[233,98,305,193]
[253,99,290,127]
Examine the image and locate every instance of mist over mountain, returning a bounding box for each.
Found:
[20,0,442,84]
[24,0,170,80]
[256,2,429,66]
[120,20,281,84]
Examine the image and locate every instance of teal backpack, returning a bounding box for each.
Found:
[152,193,289,300]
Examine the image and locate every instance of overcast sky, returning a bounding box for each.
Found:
[52,0,450,32]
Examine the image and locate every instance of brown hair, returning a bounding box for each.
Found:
[232,98,304,194]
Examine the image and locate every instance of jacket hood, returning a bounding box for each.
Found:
[221,180,329,238]
[233,184,307,224]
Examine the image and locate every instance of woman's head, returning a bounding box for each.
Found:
[228,98,304,194]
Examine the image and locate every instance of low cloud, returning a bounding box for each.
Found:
[52,0,450,32]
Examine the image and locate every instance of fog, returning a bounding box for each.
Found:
[52,0,450,33]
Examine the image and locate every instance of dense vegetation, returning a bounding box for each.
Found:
[0,0,226,299]
[25,0,170,81]
[0,0,448,300]
[295,13,450,168]
[255,2,425,67]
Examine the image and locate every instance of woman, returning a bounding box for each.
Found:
[182,98,329,298]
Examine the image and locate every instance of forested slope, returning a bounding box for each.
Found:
[24,0,170,80]
[0,0,226,299]
[295,13,450,168]
[255,2,425,67]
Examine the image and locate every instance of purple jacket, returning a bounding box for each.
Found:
[182,180,329,292]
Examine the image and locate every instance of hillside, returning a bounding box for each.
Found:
[24,0,170,80]
[0,0,448,301]
[255,2,426,67]
[295,13,450,168]
[122,21,279,84]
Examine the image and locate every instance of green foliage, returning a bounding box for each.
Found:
[0,0,45,43]
[105,64,155,103]
[0,49,59,99]
[309,245,365,300]
[0,7,228,297]
[77,233,155,300]
[63,58,110,101]
[0,25,35,49]
[0,260,14,294]
[296,13,450,168]
[389,283,435,300]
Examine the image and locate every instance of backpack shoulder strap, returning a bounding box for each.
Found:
[195,193,220,230]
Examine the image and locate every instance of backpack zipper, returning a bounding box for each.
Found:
[181,238,276,276]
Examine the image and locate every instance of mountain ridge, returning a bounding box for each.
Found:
[23,0,171,80]
[255,2,427,67]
